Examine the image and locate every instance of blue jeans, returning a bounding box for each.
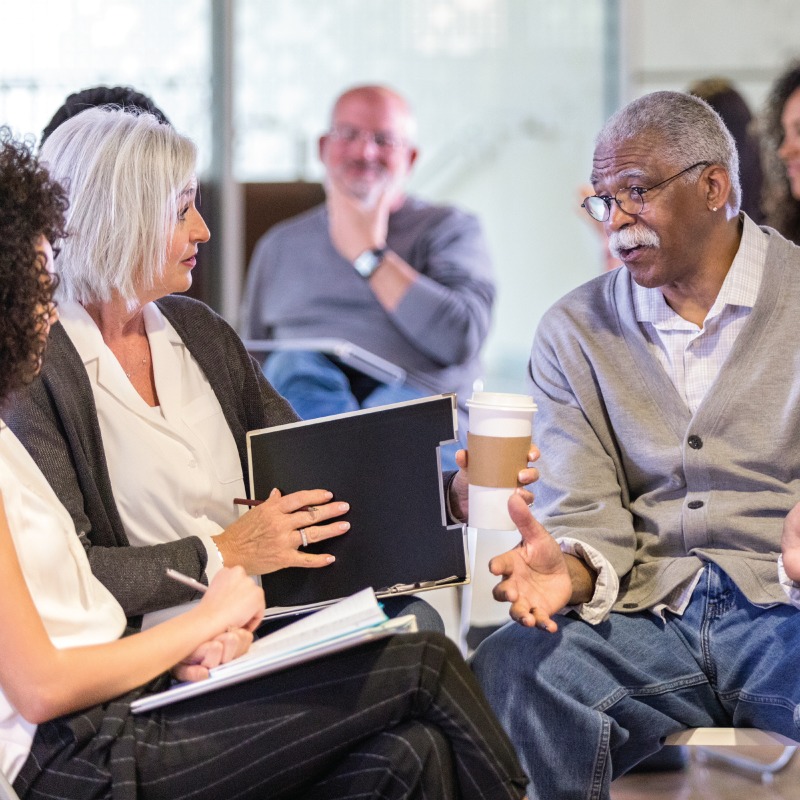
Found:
[381,594,445,634]
[265,349,462,471]
[470,563,800,799]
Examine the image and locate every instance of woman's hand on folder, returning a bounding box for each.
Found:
[449,446,540,524]
[213,488,351,575]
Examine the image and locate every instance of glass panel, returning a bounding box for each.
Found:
[235,0,606,391]
[0,0,211,171]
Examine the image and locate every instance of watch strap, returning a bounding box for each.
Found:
[353,246,388,278]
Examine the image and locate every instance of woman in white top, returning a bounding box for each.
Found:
[0,126,528,799]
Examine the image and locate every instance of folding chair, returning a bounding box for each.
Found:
[664,727,799,783]
[243,337,408,388]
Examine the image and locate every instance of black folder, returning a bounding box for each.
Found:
[246,394,469,614]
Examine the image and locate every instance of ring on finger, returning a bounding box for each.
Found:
[299,527,309,548]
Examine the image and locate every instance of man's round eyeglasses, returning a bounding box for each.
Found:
[581,161,711,222]
[327,125,407,151]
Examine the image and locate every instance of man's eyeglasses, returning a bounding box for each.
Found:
[581,161,710,222]
[327,125,407,151]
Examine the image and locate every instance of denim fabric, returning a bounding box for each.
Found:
[264,350,462,470]
[471,562,800,799]
[381,594,446,634]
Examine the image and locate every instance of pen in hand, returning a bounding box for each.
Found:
[165,568,208,595]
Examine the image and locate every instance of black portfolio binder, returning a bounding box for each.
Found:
[246,394,469,613]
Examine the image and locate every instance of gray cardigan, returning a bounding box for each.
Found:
[528,225,800,611]
[7,295,298,619]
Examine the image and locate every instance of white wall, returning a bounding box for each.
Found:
[621,0,800,109]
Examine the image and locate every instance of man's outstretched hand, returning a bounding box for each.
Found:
[781,501,800,582]
[489,493,574,632]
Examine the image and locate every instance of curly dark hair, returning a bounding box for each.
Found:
[0,127,67,405]
[761,60,800,244]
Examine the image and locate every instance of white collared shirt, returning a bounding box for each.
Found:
[58,302,246,596]
[632,214,767,414]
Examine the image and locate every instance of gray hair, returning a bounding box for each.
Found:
[595,90,741,213]
[39,106,197,308]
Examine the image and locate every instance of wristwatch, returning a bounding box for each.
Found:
[353,246,387,279]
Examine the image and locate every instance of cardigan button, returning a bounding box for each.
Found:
[687,500,704,509]
[687,435,703,449]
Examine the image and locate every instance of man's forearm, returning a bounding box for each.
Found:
[565,552,597,605]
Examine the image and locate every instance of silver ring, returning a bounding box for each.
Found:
[299,528,309,548]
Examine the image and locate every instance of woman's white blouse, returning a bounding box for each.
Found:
[58,302,246,600]
[0,423,126,782]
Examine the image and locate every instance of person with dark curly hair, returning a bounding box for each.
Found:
[761,60,800,244]
[0,128,66,402]
[40,84,170,145]
[0,127,528,800]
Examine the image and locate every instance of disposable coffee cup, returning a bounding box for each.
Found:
[466,391,537,531]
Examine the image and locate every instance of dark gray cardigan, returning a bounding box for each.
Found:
[7,295,298,620]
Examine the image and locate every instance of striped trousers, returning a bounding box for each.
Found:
[15,633,527,800]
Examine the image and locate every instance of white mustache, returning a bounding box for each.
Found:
[608,226,660,259]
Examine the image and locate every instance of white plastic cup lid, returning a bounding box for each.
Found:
[466,391,537,411]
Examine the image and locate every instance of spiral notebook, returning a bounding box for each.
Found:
[246,394,469,617]
[132,588,416,713]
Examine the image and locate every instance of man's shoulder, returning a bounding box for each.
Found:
[530,271,633,383]
[395,195,477,227]
[543,270,622,323]
[256,203,327,245]
[388,197,486,254]
[761,223,800,265]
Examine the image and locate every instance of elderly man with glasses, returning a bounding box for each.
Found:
[240,85,494,468]
[470,90,800,799]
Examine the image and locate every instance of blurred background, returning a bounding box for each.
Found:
[5,0,798,394]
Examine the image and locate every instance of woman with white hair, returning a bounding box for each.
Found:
[7,106,473,630]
